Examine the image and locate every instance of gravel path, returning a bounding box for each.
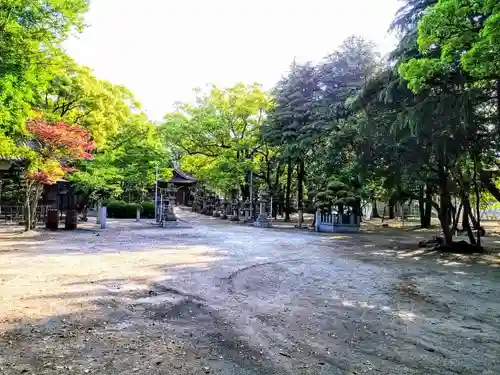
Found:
[0,211,499,374]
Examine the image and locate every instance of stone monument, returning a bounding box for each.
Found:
[253,191,271,228]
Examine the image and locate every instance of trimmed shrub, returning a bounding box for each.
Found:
[141,201,155,218]
[105,200,141,218]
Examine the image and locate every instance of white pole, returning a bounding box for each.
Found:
[160,192,163,223]
[99,206,107,229]
[249,171,253,218]
[154,165,158,221]
[96,201,101,224]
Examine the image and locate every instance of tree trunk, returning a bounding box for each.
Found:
[24,204,31,231]
[371,198,380,218]
[284,157,292,222]
[388,198,395,219]
[297,158,304,223]
[24,181,43,231]
[273,165,282,220]
[423,185,433,228]
[497,79,500,137]
[418,184,433,228]
[474,162,482,247]
[437,150,453,245]
[278,189,284,217]
[463,195,479,229]
[418,185,426,228]
[240,183,250,201]
[450,199,463,236]
[24,181,34,231]
[462,195,477,245]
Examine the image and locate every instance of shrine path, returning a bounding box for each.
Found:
[0,210,499,374]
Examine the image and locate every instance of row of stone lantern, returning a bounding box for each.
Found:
[195,191,272,227]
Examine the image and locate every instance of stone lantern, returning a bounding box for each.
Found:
[192,188,202,213]
[243,198,251,222]
[219,199,227,220]
[162,183,178,225]
[230,198,240,221]
[212,197,221,217]
[253,190,271,228]
[207,193,216,216]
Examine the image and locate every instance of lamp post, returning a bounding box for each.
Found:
[154,164,159,222]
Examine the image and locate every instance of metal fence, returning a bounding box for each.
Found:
[363,200,500,223]
[0,205,55,225]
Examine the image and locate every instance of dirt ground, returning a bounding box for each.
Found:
[0,211,499,374]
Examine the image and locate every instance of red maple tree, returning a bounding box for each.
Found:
[23,119,95,230]
[27,119,94,160]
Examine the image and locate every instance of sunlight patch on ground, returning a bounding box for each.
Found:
[358,301,376,309]
[371,251,394,256]
[169,262,213,270]
[133,294,185,305]
[0,243,221,320]
[341,300,355,307]
[396,310,417,322]
[320,235,352,241]
[437,259,469,267]
[370,249,395,256]
[339,299,417,324]
[397,249,427,258]
[482,254,500,264]
[253,256,270,261]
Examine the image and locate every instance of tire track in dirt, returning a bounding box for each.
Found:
[219,259,308,294]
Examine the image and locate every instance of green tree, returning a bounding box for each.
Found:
[34,53,140,147]
[71,115,171,203]
[0,0,89,138]
[266,62,319,220]
[162,83,272,198]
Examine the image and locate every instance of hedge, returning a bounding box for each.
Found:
[104,200,140,218]
[102,200,156,219]
[141,201,155,218]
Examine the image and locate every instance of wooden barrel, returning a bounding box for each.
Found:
[46,209,59,230]
[65,210,78,230]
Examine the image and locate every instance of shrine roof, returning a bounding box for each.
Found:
[159,168,197,185]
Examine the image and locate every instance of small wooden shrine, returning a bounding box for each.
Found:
[158,168,197,206]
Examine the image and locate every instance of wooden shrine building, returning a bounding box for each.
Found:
[158,168,197,206]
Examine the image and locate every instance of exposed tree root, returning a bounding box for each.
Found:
[418,236,484,254]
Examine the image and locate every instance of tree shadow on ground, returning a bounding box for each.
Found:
[314,226,500,269]
[2,216,500,374]
[353,240,500,269]
[2,243,500,374]
[0,262,292,375]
